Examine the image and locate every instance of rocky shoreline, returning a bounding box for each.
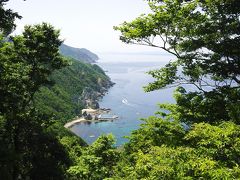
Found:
[65,80,117,129]
[79,81,115,109]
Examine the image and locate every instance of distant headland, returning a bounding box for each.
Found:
[60,44,99,63]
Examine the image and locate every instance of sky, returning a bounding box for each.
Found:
[6,0,160,53]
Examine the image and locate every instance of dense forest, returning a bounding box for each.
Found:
[34,58,112,122]
[0,0,240,179]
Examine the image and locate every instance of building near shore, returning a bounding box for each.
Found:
[82,108,98,120]
[81,108,118,121]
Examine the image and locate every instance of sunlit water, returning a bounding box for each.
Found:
[70,53,176,146]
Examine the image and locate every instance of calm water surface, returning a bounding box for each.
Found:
[70,53,176,146]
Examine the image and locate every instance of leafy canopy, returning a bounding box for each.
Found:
[111,0,240,179]
[115,0,240,124]
[0,1,71,178]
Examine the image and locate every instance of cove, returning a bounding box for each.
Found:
[70,53,176,146]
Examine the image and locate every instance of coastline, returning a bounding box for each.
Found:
[64,61,116,131]
[64,108,118,129]
[64,118,90,128]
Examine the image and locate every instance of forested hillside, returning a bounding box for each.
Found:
[0,0,240,179]
[34,58,112,122]
[0,1,112,178]
[60,44,99,63]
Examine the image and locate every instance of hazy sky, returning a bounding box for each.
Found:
[6,0,159,53]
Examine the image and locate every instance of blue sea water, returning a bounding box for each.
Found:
[70,53,176,146]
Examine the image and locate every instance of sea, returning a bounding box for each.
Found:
[70,53,177,146]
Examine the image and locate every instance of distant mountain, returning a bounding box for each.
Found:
[59,44,99,63]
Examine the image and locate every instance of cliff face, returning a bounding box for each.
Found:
[80,79,114,109]
[59,44,99,63]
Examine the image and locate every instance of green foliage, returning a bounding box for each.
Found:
[0,2,113,179]
[115,0,240,124]
[144,61,179,91]
[0,1,114,179]
[1,0,240,179]
[156,86,240,125]
[124,117,185,154]
[34,58,111,122]
[185,122,240,167]
[0,111,72,180]
[60,136,84,163]
[0,23,68,116]
[34,85,78,121]
[67,134,120,180]
[0,3,76,177]
[13,23,68,93]
[111,120,240,179]
[110,0,240,179]
[0,0,21,35]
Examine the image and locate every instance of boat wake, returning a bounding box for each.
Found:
[122,98,136,107]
